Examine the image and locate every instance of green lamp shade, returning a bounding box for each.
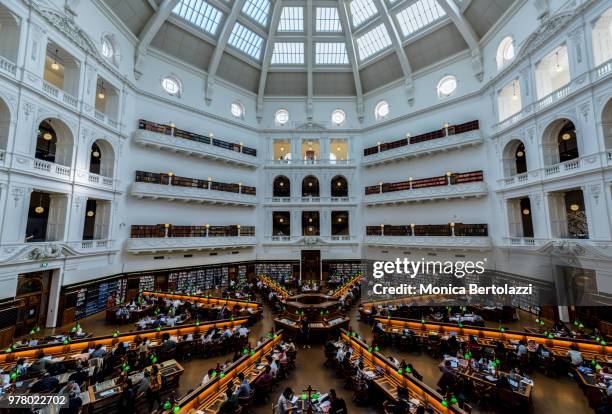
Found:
[163,401,171,410]
[300,394,308,400]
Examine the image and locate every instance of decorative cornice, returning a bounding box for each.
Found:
[0,240,116,264]
[126,237,257,254]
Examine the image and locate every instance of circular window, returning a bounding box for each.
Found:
[101,38,114,58]
[231,102,245,118]
[375,101,389,120]
[161,76,180,95]
[331,109,346,125]
[496,37,515,69]
[275,109,290,125]
[437,75,457,98]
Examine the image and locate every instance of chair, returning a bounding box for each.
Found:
[238,390,255,413]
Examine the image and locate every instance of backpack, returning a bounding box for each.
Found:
[149,373,162,391]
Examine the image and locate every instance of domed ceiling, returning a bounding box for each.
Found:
[101,0,516,102]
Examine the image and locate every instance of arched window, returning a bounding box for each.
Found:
[331,109,346,125]
[35,118,74,167]
[89,139,115,178]
[602,97,612,149]
[542,119,579,166]
[374,100,389,120]
[273,176,290,197]
[302,175,320,197]
[331,176,348,197]
[231,101,245,119]
[161,76,181,96]
[275,109,290,125]
[0,5,20,63]
[502,139,527,177]
[437,75,457,98]
[496,36,515,69]
[0,98,10,152]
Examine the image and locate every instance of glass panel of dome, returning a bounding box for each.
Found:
[228,23,264,59]
[271,42,304,65]
[278,7,303,32]
[242,0,270,27]
[316,8,342,32]
[315,43,349,65]
[356,24,392,61]
[395,0,446,38]
[350,0,378,28]
[172,0,224,35]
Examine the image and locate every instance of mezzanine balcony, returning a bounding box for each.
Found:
[126,225,256,254]
[364,171,487,205]
[131,171,257,206]
[497,152,610,191]
[362,121,483,167]
[134,120,258,168]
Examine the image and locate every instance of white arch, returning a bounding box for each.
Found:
[541,117,579,166]
[0,97,11,152]
[0,5,20,63]
[501,139,527,177]
[600,97,612,149]
[89,138,116,178]
[35,117,75,167]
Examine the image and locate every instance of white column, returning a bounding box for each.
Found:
[94,201,112,240]
[530,192,549,239]
[66,195,86,241]
[321,209,330,237]
[21,20,47,87]
[567,25,589,79]
[46,268,64,328]
[291,210,301,238]
[47,194,68,241]
[547,192,567,238]
[1,186,31,243]
[506,199,521,237]
[582,183,611,241]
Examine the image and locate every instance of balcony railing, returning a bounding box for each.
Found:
[267,159,354,166]
[493,59,612,134]
[366,223,488,237]
[130,225,255,238]
[364,234,491,249]
[127,226,256,253]
[41,80,78,109]
[364,120,479,156]
[362,124,483,166]
[498,152,609,189]
[74,169,116,190]
[138,120,256,156]
[0,55,16,76]
[365,171,483,194]
[94,110,119,129]
[32,157,71,178]
[263,235,358,244]
[132,171,257,205]
[265,196,355,204]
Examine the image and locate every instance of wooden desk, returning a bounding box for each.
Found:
[258,275,292,299]
[340,330,466,414]
[88,359,184,413]
[274,317,350,340]
[141,291,262,310]
[375,317,612,363]
[0,317,249,369]
[331,275,363,299]
[171,332,283,413]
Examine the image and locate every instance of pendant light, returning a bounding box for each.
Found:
[34,193,44,214]
[42,131,53,141]
[555,50,562,72]
[97,81,106,100]
[512,81,519,101]
[51,49,60,71]
[86,210,95,217]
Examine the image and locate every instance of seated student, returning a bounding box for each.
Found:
[60,391,83,414]
[120,378,136,411]
[67,362,88,386]
[269,356,279,378]
[276,387,294,414]
[31,373,59,393]
[336,345,346,362]
[59,380,81,396]
[90,344,107,359]
[517,340,528,357]
[372,321,385,334]
[202,368,215,385]
[566,344,583,366]
[254,365,274,389]
[29,351,53,374]
[114,342,127,357]
[328,389,347,414]
[161,333,177,351]
[536,343,550,357]
[235,372,251,398]
[219,386,239,414]
[14,358,27,376]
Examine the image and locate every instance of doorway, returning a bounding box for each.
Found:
[301,250,321,282]
[16,271,52,333]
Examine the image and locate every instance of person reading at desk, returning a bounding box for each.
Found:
[276,387,294,414]
[566,344,583,366]
[31,372,59,393]
[147,364,162,412]
[517,340,528,357]
[219,386,240,414]
[90,344,107,359]
[29,351,53,374]
[235,372,251,398]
